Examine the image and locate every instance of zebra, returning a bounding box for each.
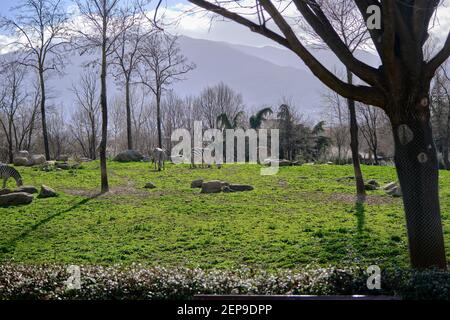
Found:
[190,147,222,169]
[152,148,166,171]
[0,164,23,189]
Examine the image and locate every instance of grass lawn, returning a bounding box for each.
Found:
[0,162,449,270]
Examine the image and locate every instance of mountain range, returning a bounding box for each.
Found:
[6,36,380,119]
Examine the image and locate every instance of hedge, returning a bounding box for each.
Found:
[0,264,449,300]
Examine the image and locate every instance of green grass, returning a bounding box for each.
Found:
[0,162,449,270]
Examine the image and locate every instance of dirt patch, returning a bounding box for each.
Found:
[323,193,399,205]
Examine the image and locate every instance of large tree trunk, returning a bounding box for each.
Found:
[390,108,447,269]
[125,78,133,150]
[156,88,162,148]
[346,70,366,201]
[39,67,50,161]
[99,42,109,193]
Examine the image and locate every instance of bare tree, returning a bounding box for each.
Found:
[431,64,450,169]
[0,59,28,163]
[112,8,153,150]
[300,0,370,200]
[0,0,68,160]
[189,0,450,269]
[357,103,386,165]
[48,108,69,159]
[71,68,101,160]
[74,0,134,193]
[196,82,244,129]
[137,32,194,148]
[323,90,350,164]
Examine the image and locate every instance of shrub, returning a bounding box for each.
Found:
[0,264,448,300]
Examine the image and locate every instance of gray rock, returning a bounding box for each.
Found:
[16,150,29,158]
[222,186,233,193]
[383,182,397,191]
[13,157,29,166]
[0,192,33,206]
[191,179,204,188]
[31,154,46,165]
[56,162,70,170]
[227,184,254,192]
[367,179,380,187]
[39,185,57,198]
[364,183,378,191]
[0,189,13,196]
[113,150,144,162]
[144,182,156,189]
[16,186,38,194]
[56,154,69,162]
[201,180,224,193]
[386,186,402,197]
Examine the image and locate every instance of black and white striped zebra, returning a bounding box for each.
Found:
[0,164,23,189]
[152,148,166,171]
[190,147,222,169]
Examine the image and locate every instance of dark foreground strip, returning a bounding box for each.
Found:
[2,298,445,320]
[194,294,402,300]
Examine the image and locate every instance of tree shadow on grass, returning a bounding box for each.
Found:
[355,202,365,234]
[0,193,101,255]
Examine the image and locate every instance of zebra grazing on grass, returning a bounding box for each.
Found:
[0,164,23,189]
[152,148,166,171]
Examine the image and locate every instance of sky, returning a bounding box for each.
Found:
[0,0,450,50]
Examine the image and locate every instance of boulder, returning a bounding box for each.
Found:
[56,162,70,170]
[0,192,33,206]
[201,180,225,194]
[16,150,29,158]
[225,184,254,192]
[367,179,380,187]
[364,183,378,191]
[30,154,46,165]
[191,179,204,188]
[56,154,69,162]
[13,157,29,167]
[113,150,144,162]
[383,182,397,191]
[16,186,38,194]
[144,182,156,189]
[386,186,402,197]
[39,185,57,198]
[0,189,13,196]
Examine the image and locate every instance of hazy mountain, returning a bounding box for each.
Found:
[7,36,379,119]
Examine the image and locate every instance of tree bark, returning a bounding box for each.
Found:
[390,109,447,269]
[39,67,50,161]
[99,21,109,193]
[125,78,133,150]
[346,70,366,201]
[156,87,162,148]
